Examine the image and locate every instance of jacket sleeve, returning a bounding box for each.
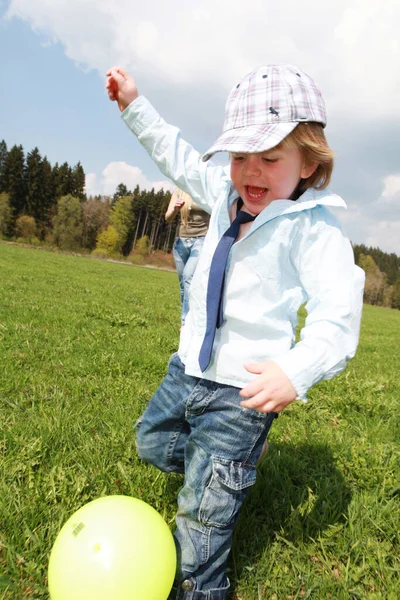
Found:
[274,206,365,400]
[121,96,230,213]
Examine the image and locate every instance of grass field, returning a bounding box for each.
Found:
[0,242,399,600]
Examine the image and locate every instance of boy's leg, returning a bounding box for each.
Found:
[135,352,200,473]
[173,380,276,599]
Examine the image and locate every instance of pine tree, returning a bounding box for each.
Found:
[56,162,72,198]
[6,145,26,221]
[25,147,44,222]
[41,156,56,232]
[112,183,130,207]
[71,162,86,200]
[51,163,61,200]
[0,140,8,193]
[130,186,173,252]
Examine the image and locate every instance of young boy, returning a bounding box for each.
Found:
[106,64,365,599]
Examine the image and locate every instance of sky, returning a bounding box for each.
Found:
[0,0,399,255]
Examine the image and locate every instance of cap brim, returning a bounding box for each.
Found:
[202,122,299,162]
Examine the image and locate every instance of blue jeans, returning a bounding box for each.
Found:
[135,353,277,599]
[173,237,205,325]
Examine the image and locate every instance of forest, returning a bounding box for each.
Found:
[1,139,399,309]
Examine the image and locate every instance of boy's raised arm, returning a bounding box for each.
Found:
[105,66,230,214]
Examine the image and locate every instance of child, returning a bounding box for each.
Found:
[165,188,210,326]
[106,64,365,600]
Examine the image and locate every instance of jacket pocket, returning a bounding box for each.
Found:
[198,457,257,528]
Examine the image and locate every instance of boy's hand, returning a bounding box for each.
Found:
[240,360,297,413]
[106,66,139,112]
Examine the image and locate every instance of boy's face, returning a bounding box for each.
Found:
[230,147,316,215]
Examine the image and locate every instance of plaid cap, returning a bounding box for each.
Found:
[202,64,326,161]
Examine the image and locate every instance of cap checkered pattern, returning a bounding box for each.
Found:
[202,64,326,161]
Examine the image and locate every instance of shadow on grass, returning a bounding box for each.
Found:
[230,441,351,591]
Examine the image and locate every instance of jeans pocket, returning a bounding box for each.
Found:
[198,457,257,528]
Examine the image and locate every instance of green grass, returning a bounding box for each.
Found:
[0,242,399,600]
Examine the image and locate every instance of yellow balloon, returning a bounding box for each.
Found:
[48,495,176,600]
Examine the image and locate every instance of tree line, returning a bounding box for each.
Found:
[0,139,399,309]
[0,139,85,237]
[353,244,400,310]
[0,140,176,259]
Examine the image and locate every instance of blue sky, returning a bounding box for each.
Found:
[1,0,399,255]
[0,15,161,180]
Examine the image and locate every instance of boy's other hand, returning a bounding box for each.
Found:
[240,360,297,413]
[106,66,139,112]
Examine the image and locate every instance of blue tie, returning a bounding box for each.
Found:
[198,207,256,372]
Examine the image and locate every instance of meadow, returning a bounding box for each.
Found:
[0,242,399,600]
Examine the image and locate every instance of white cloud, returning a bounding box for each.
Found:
[356,175,400,252]
[331,0,400,118]
[85,161,173,197]
[6,0,400,118]
[84,172,98,196]
[382,174,400,198]
[364,220,400,254]
[332,200,400,255]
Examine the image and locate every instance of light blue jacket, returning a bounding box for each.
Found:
[122,97,365,399]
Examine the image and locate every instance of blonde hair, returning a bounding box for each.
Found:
[174,188,193,227]
[277,122,335,191]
